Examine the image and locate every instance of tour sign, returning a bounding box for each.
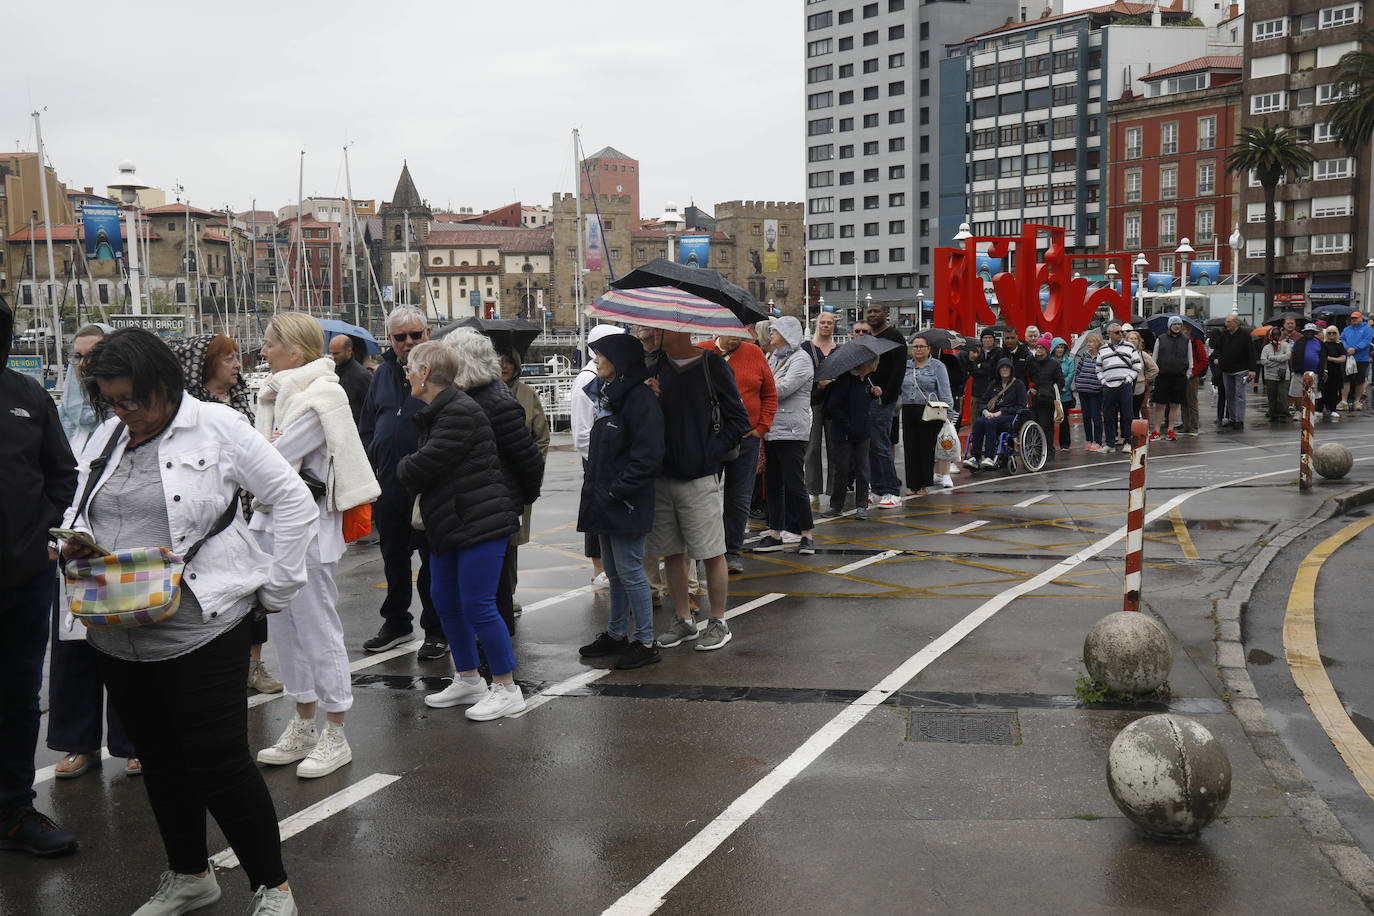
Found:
[110,314,187,338]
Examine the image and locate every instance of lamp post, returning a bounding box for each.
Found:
[953,221,972,244]
[1106,262,1120,293]
[1176,237,1194,317]
[1367,258,1374,321]
[1133,252,1148,319]
[768,297,776,317]
[108,160,149,316]
[1230,225,1244,318]
[916,288,925,330]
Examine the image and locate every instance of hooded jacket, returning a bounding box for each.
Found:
[1026,348,1065,405]
[465,378,545,510]
[1052,338,1076,401]
[1,300,77,586]
[579,334,664,536]
[359,347,425,483]
[983,358,1028,415]
[764,316,813,441]
[573,325,625,459]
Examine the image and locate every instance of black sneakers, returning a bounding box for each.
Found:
[615,642,662,669]
[0,808,77,857]
[579,632,628,657]
[416,638,449,661]
[363,625,414,653]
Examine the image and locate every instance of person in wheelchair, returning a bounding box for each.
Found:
[964,358,1027,470]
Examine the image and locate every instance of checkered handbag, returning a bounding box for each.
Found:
[64,547,186,627]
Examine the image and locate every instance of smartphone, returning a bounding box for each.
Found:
[48,528,112,557]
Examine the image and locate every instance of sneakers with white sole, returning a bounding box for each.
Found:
[296,723,351,779]
[132,869,221,915]
[256,717,317,766]
[425,676,489,708]
[247,884,298,915]
[695,617,733,651]
[878,494,902,508]
[465,684,526,721]
[656,615,700,647]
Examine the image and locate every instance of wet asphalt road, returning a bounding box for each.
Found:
[12,395,1374,915]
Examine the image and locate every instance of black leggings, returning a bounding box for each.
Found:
[900,406,943,490]
[99,617,286,890]
[764,439,813,533]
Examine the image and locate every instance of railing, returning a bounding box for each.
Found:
[524,373,579,431]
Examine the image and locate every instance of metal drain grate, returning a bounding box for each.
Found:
[905,709,1020,745]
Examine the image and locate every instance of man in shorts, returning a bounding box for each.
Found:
[646,328,751,652]
[1150,317,1192,441]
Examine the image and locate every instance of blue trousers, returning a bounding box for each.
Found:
[48,601,135,757]
[722,435,761,562]
[1102,384,1134,445]
[1078,391,1104,446]
[868,400,900,496]
[0,565,53,815]
[600,533,653,645]
[431,536,517,677]
[970,416,1013,458]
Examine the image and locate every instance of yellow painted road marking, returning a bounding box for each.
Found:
[1169,507,1199,560]
[1284,515,1374,803]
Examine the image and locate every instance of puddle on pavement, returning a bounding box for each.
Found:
[1247,648,1275,665]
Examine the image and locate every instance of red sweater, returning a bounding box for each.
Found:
[699,339,777,436]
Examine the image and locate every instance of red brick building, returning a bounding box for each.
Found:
[580,146,640,221]
[1106,56,1243,289]
[281,217,341,312]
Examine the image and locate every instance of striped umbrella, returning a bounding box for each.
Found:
[588,286,753,337]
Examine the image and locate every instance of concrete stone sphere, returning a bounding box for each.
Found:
[1313,442,1353,479]
[1107,714,1232,838]
[1083,612,1173,695]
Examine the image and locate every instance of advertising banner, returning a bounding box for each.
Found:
[585,215,602,271]
[82,205,123,261]
[763,220,779,272]
[1189,260,1221,285]
[975,252,1004,279]
[678,235,710,269]
[110,313,187,339]
[469,289,481,313]
[1146,272,1176,293]
[6,354,43,382]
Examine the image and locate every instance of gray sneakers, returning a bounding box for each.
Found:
[132,869,221,915]
[656,615,700,648]
[695,618,732,651]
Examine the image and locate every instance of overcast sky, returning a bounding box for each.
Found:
[4,1,801,220]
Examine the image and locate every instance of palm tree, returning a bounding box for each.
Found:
[1330,29,1374,154]
[1226,123,1315,319]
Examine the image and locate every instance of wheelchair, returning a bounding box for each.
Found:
[994,409,1048,473]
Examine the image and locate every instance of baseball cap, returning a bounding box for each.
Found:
[1303,323,1319,332]
[1353,311,1364,319]
[1121,322,1134,332]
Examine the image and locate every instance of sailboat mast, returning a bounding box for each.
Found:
[573,128,586,362]
[297,150,305,313]
[343,146,362,328]
[403,209,411,310]
[32,110,64,390]
[225,206,239,337]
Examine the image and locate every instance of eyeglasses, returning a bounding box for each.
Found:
[73,352,93,363]
[392,331,425,343]
[852,329,870,336]
[911,344,930,350]
[106,396,143,412]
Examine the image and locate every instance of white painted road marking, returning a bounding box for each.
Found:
[602,464,1296,915]
[211,773,401,870]
[945,520,988,535]
[1013,494,1051,508]
[831,550,903,575]
[33,749,114,786]
[250,638,426,709]
[1072,476,1118,489]
[521,583,596,614]
[1158,464,1206,473]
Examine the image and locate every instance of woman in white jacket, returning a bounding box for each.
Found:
[251,312,380,779]
[753,316,816,555]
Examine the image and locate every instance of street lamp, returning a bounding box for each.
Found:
[1105,262,1119,294]
[1230,225,1244,318]
[768,297,776,317]
[108,160,149,316]
[1133,252,1148,318]
[953,221,972,243]
[862,291,872,328]
[1367,258,1374,322]
[916,288,925,330]
[1176,237,1195,317]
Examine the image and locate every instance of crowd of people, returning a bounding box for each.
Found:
[3,295,1364,913]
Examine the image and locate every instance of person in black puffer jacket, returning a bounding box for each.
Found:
[397,342,526,723]
[1026,334,1064,457]
[443,329,544,635]
[576,333,665,670]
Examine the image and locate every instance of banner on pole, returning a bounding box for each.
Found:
[82,205,123,261]
[763,220,778,272]
[585,215,603,271]
[678,235,710,269]
[1189,260,1221,285]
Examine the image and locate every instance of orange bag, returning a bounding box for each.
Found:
[342,503,372,543]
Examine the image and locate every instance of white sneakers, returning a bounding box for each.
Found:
[296,723,351,779]
[425,676,488,708]
[257,717,351,778]
[591,572,610,589]
[465,684,526,721]
[133,869,221,915]
[248,885,298,915]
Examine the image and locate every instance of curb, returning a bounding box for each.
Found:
[1217,479,1374,909]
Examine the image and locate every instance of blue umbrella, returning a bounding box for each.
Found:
[1145,313,1205,341]
[316,318,380,356]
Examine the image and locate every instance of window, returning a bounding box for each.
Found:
[1248,200,1282,222]
[839,36,854,50]
[920,49,929,68]
[808,64,833,83]
[888,109,905,124]
[835,143,853,160]
[1318,82,1356,104]
[1315,157,1355,179]
[808,171,834,188]
[1315,122,1338,143]
[889,192,905,207]
[809,197,834,214]
[862,2,877,17]
[889,53,904,68]
[863,58,879,74]
[1291,235,1312,255]
[864,249,881,263]
[1159,209,1177,247]
[840,198,855,211]
[920,21,929,39]
[1321,4,1361,28]
[973,97,997,119]
[810,223,835,240]
[98,284,109,305]
[864,195,879,209]
[807,38,832,57]
[839,9,854,23]
[1246,237,1281,258]
[807,11,832,30]
[1196,206,1215,244]
[840,117,854,131]
[1198,116,1216,151]
[839,63,853,78]
[1197,161,1215,195]
[809,144,834,162]
[889,136,905,152]
[1313,194,1355,217]
[890,0,904,10]
[1314,233,1352,253]
[889,220,905,233]
[863,168,879,183]
[810,249,835,266]
[1157,254,1175,274]
[889,24,903,39]
[840,90,854,104]
[919,135,929,153]
[863,140,879,155]
[840,224,855,238]
[1160,166,1178,200]
[1053,49,1078,72]
[1001,92,1024,115]
[863,30,879,46]
[1024,153,1049,176]
[1253,17,1287,39]
[863,85,879,101]
[889,81,904,96]
[889,248,905,261]
[1251,92,1287,114]
[889,165,905,180]
[972,160,996,181]
[864,222,880,236]
[863,113,879,127]
[809,117,834,136]
[1125,169,1142,203]
[1052,85,1076,106]
[1161,122,1178,155]
[808,91,833,109]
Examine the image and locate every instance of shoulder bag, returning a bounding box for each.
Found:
[62,424,240,629]
[913,373,950,423]
[702,355,742,463]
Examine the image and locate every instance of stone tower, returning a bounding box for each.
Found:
[378,162,432,312]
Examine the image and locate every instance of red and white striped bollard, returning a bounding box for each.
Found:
[1300,371,1315,492]
[1123,418,1150,612]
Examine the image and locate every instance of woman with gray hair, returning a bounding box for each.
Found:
[398,342,527,721]
[442,329,544,634]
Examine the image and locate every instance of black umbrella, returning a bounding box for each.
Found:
[433,316,540,358]
[611,258,768,326]
[1266,312,1308,327]
[911,328,960,351]
[816,335,903,382]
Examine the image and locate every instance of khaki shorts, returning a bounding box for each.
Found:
[645,475,726,560]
